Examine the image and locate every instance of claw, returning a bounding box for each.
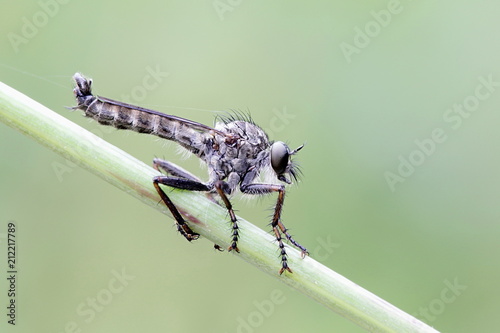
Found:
[227,243,240,253]
[178,224,199,241]
[279,265,293,275]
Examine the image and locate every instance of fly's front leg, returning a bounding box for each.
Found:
[153,171,211,242]
[240,181,309,274]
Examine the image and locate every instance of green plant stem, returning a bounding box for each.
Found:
[0,81,440,333]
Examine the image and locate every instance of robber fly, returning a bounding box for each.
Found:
[72,73,308,274]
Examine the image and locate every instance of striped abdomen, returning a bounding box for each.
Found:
[72,73,212,156]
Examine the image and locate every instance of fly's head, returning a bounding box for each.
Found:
[270,141,304,184]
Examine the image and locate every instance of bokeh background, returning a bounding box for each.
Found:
[1,1,499,332]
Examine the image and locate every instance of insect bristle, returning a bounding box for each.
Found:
[215,109,255,125]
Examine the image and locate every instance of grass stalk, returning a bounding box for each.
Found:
[0,80,440,333]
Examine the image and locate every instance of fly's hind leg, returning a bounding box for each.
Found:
[153,159,224,249]
[154,158,202,182]
[153,158,211,242]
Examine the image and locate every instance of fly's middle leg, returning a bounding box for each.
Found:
[214,180,240,253]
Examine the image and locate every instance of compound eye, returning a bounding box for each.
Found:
[270,141,290,175]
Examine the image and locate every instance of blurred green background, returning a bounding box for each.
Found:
[1,1,499,332]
